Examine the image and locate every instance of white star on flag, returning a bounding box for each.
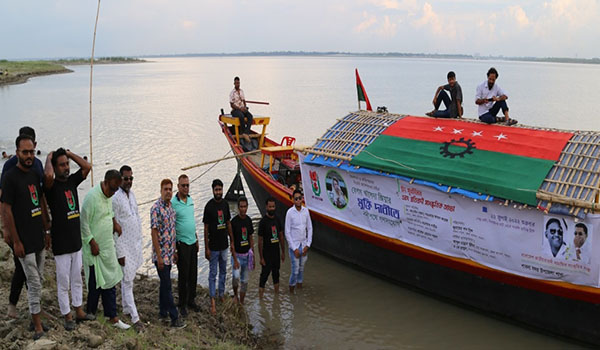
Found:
[452,128,463,134]
[494,133,507,141]
[433,126,444,132]
[472,131,483,137]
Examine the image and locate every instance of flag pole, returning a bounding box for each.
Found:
[89,0,101,186]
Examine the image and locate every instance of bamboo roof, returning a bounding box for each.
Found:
[306,110,600,215]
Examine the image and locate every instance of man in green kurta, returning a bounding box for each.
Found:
[80,170,130,329]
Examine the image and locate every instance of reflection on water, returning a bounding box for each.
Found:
[2,57,598,349]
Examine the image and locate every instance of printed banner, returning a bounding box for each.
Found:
[300,154,600,287]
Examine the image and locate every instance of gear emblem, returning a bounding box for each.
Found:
[440,138,476,158]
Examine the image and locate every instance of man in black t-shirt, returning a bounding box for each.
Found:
[202,179,238,315]
[258,197,285,298]
[230,196,254,304]
[43,148,93,330]
[426,71,463,119]
[0,134,49,340]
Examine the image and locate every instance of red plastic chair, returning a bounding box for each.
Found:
[281,136,296,146]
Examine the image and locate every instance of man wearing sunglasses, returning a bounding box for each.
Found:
[284,189,313,293]
[112,165,144,331]
[544,218,568,258]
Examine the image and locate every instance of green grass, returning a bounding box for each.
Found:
[0,60,67,75]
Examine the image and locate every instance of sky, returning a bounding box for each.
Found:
[1,0,599,59]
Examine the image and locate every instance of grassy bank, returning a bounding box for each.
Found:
[0,218,275,349]
[0,57,145,86]
[0,60,72,86]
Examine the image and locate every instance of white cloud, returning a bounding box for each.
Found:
[377,15,398,37]
[413,3,445,36]
[369,0,418,12]
[355,11,377,32]
[181,20,196,29]
[508,5,529,28]
[543,0,597,28]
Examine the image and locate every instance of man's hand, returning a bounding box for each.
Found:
[118,257,125,266]
[294,249,300,258]
[233,258,240,270]
[13,241,25,258]
[260,257,266,266]
[90,239,100,256]
[114,221,122,237]
[281,253,285,263]
[157,256,164,271]
[302,246,309,257]
[174,252,178,265]
[205,248,211,260]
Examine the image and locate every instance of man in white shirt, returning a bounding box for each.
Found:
[475,67,518,126]
[112,165,144,332]
[229,76,253,143]
[284,189,313,293]
[544,218,569,258]
[572,223,591,264]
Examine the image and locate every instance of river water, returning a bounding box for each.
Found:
[1,57,599,349]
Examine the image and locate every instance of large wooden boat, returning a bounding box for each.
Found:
[219,110,600,345]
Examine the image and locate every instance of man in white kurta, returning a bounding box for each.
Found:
[112,166,143,330]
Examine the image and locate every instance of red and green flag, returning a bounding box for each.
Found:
[355,68,372,111]
[350,116,574,205]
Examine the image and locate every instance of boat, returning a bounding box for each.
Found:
[218,109,600,345]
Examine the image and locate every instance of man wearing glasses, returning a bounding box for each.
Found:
[112,165,144,331]
[172,174,200,316]
[284,189,313,293]
[544,218,568,258]
[1,134,50,339]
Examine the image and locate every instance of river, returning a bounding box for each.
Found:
[1,56,599,349]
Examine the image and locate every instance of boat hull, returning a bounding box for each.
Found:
[220,118,600,345]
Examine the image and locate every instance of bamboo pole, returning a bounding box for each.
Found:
[89,0,101,186]
[181,150,261,170]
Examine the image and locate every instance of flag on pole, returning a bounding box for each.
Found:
[355,68,372,111]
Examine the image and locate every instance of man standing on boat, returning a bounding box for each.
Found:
[80,170,130,330]
[230,196,255,304]
[150,179,186,329]
[43,148,94,331]
[112,165,144,331]
[426,71,463,119]
[475,67,518,125]
[285,189,313,293]
[1,134,50,340]
[258,197,285,298]
[171,174,200,316]
[230,76,253,144]
[203,179,238,315]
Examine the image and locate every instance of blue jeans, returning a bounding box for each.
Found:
[155,264,178,321]
[289,245,308,287]
[232,254,250,293]
[209,249,228,298]
[479,100,509,123]
[433,90,452,118]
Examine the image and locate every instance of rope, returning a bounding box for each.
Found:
[362,150,416,171]
[137,149,233,207]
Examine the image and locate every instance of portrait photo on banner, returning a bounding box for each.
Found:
[543,216,593,264]
[325,170,348,210]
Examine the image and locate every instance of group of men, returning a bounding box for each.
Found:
[0,126,314,340]
[426,67,518,126]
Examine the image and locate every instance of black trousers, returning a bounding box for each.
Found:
[176,242,198,307]
[259,257,280,288]
[232,109,253,134]
[86,265,117,318]
[9,246,26,306]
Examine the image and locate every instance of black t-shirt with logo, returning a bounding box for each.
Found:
[202,198,231,251]
[231,215,254,254]
[44,169,84,256]
[258,215,282,261]
[0,167,44,254]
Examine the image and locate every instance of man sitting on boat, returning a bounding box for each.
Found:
[475,67,518,126]
[229,76,253,144]
[426,71,463,119]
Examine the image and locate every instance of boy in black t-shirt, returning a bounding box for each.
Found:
[0,135,48,340]
[258,197,285,298]
[43,148,93,330]
[202,179,238,315]
[230,196,255,304]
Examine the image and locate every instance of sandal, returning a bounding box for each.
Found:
[506,118,518,126]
